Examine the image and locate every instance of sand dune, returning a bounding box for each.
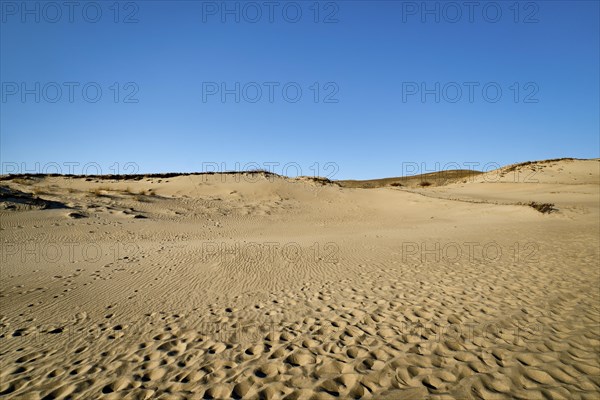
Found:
[0,159,599,399]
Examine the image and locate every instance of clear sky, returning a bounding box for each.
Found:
[1,0,599,180]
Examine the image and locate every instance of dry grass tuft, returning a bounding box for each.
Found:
[31,186,50,196]
[133,189,156,202]
[12,178,32,185]
[527,202,557,214]
[89,187,111,197]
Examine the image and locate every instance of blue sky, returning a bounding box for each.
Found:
[1,1,598,179]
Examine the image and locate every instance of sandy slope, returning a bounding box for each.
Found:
[0,159,598,399]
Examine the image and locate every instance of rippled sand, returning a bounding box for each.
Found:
[1,159,598,399]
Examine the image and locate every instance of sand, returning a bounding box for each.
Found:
[0,158,598,399]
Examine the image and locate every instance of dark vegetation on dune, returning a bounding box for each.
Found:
[0,169,482,190]
[338,169,484,189]
[0,169,282,182]
[0,186,69,210]
[526,202,558,214]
